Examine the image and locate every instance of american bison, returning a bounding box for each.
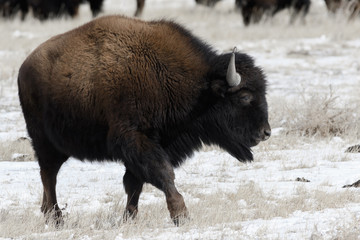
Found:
[134,0,222,17]
[236,0,311,26]
[18,15,271,225]
[87,0,104,17]
[195,0,222,7]
[0,0,103,20]
[0,0,28,20]
[324,0,343,13]
[28,0,83,20]
[324,0,360,20]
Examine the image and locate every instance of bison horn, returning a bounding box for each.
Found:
[226,48,241,87]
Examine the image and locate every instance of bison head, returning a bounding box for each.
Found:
[204,49,270,162]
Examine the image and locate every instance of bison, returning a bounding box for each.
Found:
[18,15,271,225]
[87,0,104,17]
[134,0,222,17]
[27,0,82,20]
[324,0,360,20]
[12,0,102,21]
[0,0,28,20]
[195,0,222,7]
[236,0,311,26]
[134,0,144,16]
[324,0,343,13]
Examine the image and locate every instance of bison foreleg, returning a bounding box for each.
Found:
[123,170,144,221]
[141,159,189,225]
[109,128,188,225]
[142,158,189,225]
[165,186,189,226]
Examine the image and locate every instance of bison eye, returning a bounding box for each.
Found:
[239,92,253,105]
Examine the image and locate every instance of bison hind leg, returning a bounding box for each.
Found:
[30,131,68,226]
[122,170,144,221]
[40,164,66,227]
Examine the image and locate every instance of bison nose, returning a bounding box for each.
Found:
[263,129,271,141]
[259,124,271,141]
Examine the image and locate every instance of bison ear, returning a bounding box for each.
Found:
[211,79,228,98]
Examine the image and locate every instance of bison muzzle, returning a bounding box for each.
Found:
[18,15,271,226]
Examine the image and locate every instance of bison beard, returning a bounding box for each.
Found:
[18,15,270,226]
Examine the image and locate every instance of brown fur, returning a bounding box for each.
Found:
[18,15,270,225]
[21,16,209,130]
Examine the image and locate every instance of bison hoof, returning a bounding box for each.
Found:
[44,210,64,228]
[171,211,190,226]
[123,208,138,223]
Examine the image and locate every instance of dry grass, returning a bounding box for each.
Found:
[1,182,360,239]
[346,144,360,153]
[326,153,352,162]
[269,87,360,139]
[281,161,317,171]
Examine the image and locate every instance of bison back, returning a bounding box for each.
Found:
[18,15,211,161]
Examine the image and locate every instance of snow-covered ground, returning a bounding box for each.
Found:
[1,0,360,239]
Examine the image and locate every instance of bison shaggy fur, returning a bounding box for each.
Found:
[18,15,270,225]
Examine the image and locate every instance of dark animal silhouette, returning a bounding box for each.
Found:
[18,15,271,225]
[0,0,103,20]
[0,0,28,20]
[35,0,107,19]
[324,0,360,20]
[86,0,104,17]
[27,0,83,20]
[195,0,222,7]
[236,0,311,26]
[134,0,144,16]
[134,0,222,17]
[324,0,342,12]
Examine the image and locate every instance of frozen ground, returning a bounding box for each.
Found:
[1,0,360,239]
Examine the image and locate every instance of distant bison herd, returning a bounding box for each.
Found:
[1,0,360,24]
[0,0,104,20]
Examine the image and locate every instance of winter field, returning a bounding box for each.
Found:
[1,0,360,239]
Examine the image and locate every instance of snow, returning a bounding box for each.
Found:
[1,0,360,239]
[1,148,360,238]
